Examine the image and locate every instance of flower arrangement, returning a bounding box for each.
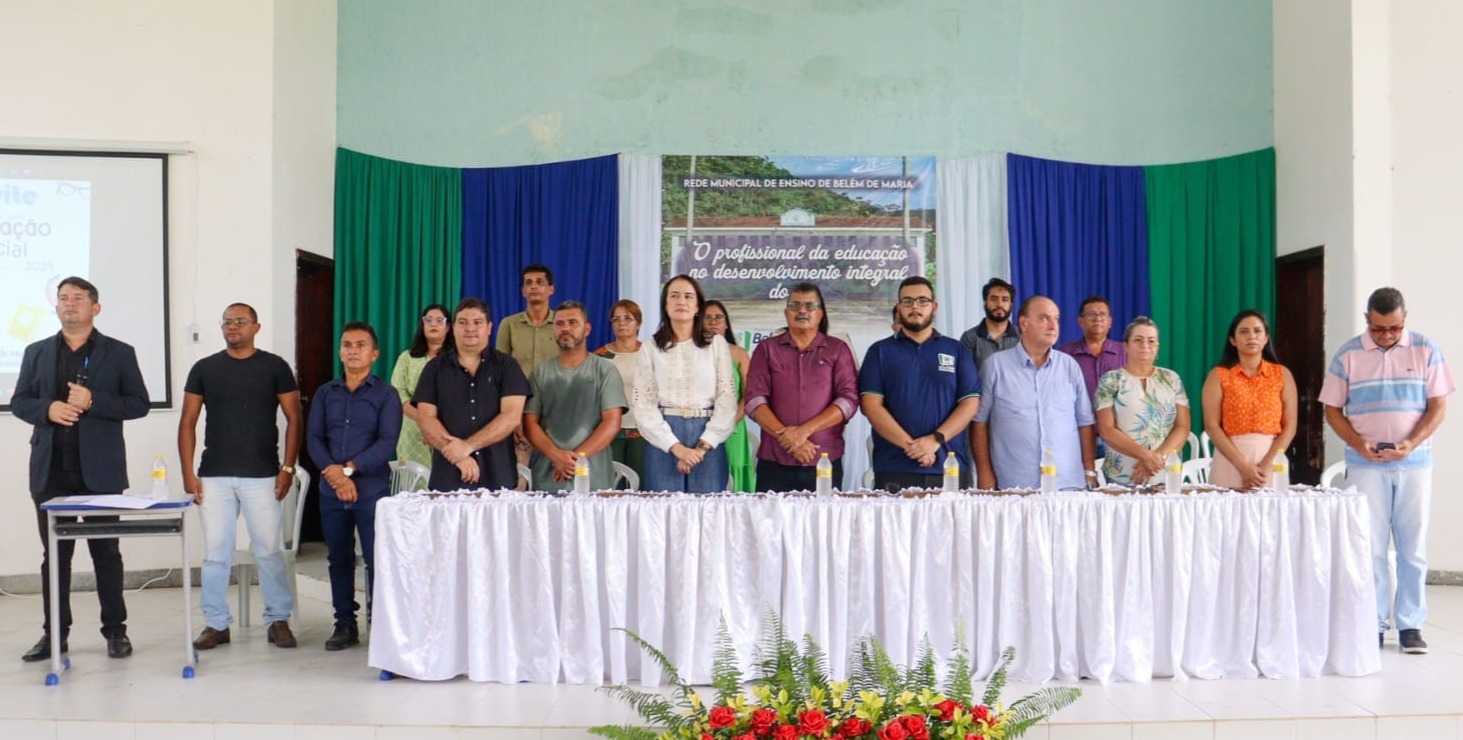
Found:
[591,614,1080,740]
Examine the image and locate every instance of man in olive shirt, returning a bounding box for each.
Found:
[522,301,626,490]
[497,264,559,378]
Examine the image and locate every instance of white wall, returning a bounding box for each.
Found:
[0,0,337,579]
[1391,0,1463,573]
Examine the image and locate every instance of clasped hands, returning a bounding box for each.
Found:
[903,433,942,469]
[438,435,481,484]
[772,424,819,464]
[322,464,359,502]
[46,383,93,426]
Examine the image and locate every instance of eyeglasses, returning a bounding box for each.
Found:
[421,316,447,326]
[703,314,727,322]
[1368,324,1405,336]
[785,301,822,311]
[220,318,253,327]
[609,315,638,324]
[898,297,934,308]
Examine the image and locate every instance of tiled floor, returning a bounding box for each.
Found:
[2,553,1461,739]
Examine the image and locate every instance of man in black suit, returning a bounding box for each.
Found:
[11,276,150,662]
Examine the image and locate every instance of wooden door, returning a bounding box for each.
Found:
[1275,247,1325,484]
[295,250,334,542]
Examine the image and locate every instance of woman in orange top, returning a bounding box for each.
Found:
[1201,309,1298,490]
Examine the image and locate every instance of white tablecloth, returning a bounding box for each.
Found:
[367,489,1379,684]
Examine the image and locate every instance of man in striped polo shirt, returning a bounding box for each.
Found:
[1321,287,1454,654]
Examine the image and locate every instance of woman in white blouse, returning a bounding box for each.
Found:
[633,274,739,492]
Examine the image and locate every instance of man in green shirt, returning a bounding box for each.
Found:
[497,264,559,379]
[522,300,627,491]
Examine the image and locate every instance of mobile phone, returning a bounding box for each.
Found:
[1376,442,1396,451]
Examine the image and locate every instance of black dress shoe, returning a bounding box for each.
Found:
[107,635,133,659]
[324,623,360,651]
[21,635,67,663]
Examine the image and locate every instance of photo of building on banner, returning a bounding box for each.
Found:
[661,155,935,359]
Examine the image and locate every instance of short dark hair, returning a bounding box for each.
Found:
[454,297,492,323]
[522,264,554,286]
[898,276,934,295]
[788,282,830,334]
[1017,294,1056,319]
[610,299,642,324]
[225,302,259,322]
[1367,287,1406,315]
[1077,295,1111,316]
[58,276,98,302]
[408,303,453,358]
[341,321,379,348]
[555,299,588,319]
[704,299,738,346]
[982,278,1015,301]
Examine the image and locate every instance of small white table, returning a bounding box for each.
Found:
[39,496,196,686]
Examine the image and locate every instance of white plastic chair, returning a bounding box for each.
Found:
[611,461,640,490]
[235,468,310,628]
[1321,461,1347,488]
[1186,432,1202,460]
[1199,431,1214,459]
[517,463,532,491]
[1181,457,1211,485]
[1094,467,1108,487]
[389,459,430,494]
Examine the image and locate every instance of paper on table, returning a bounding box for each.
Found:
[45,494,168,510]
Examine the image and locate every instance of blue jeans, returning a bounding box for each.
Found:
[321,491,381,626]
[1349,465,1433,631]
[200,476,293,629]
[642,416,729,493]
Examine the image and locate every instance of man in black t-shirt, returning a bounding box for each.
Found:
[178,303,303,650]
[413,297,530,491]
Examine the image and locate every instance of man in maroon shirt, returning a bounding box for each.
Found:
[1057,295,1127,402]
[745,283,860,491]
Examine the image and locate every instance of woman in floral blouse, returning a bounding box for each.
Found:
[1094,316,1191,485]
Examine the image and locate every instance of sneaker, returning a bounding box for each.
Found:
[107,635,133,659]
[193,627,231,650]
[21,635,67,663]
[267,620,297,649]
[324,623,360,651]
[1399,629,1428,654]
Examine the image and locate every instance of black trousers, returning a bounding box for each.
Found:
[873,470,973,493]
[33,467,127,639]
[756,459,845,493]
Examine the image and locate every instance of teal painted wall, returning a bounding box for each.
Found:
[338,0,1272,167]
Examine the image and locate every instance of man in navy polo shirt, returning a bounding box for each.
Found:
[859,276,981,491]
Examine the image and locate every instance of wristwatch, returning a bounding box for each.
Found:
[280,464,296,475]
[695,440,713,452]
[931,431,947,446]
[342,462,356,478]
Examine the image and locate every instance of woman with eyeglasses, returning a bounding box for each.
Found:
[1201,309,1298,490]
[391,304,452,468]
[594,299,647,486]
[632,275,739,493]
[1094,316,1191,485]
[703,299,755,492]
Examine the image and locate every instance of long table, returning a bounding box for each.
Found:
[367,488,1380,685]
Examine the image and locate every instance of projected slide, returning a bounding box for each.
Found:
[0,150,170,408]
[0,178,92,373]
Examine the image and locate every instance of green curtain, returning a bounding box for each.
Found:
[333,148,462,377]
[1145,148,1276,436]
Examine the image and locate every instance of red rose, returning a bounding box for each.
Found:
[933,699,959,722]
[964,735,985,740]
[796,710,831,736]
[710,706,738,729]
[971,705,992,724]
[877,722,909,740]
[734,735,757,740]
[751,708,778,736]
[900,715,929,740]
[839,717,873,737]
[773,725,801,740]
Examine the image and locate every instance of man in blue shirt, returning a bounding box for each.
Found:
[306,322,402,651]
[974,295,1097,490]
[860,277,981,491]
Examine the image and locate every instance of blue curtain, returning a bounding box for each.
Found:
[461,155,620,350]
[1006,154,1150,345]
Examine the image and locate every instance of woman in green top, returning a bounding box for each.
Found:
[1094,316,1191,485]
[704,300,755,492]
[391,304,452,468]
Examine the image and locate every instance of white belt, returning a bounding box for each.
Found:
[661,407,713,419]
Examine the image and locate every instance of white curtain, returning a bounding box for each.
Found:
[617,154,664,330]
[934,154,1010,337]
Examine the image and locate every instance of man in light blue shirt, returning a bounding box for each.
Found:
[973,295,1097,490]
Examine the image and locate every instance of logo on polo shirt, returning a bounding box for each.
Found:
[938,353,955,373]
